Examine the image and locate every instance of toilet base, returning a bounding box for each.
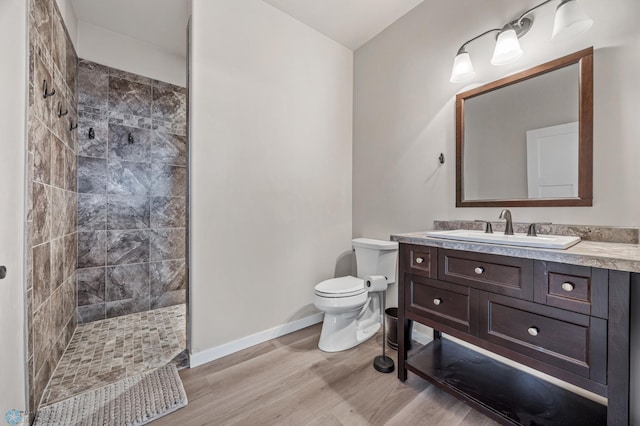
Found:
[317,311,381,352]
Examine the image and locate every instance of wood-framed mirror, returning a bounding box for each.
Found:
[456,47,593,207]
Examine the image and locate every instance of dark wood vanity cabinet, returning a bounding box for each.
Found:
[397,243,632,426]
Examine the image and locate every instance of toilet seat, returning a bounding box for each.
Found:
[314,276,365,298]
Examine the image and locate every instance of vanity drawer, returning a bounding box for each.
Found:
[438,249,533,300]
[401,245,437,278]
[534,262,608,318]
[479,292,606,382]
[406,275,469,333]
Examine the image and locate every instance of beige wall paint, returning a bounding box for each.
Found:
[354,0,640,243]
[76,20,186,86]
[0,0,27,416]
[190,0,353,355]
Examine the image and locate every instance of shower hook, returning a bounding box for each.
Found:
[439,153,445,164]
[69,120,78,131]
[88,127,95,139]
[57,101,68,117]
[128,133,134,144]
[43,80,55,98]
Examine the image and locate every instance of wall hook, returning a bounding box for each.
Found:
[43,80,55,98]
[57,101,68,117]
[439,153,445,164]
[88,127,95,139]
[69,120,78,131]
[128,133,134,144]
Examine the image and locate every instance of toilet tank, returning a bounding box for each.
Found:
[352,238,399,284]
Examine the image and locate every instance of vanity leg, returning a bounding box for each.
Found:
[607,271,631,426]
[398,272,407,382]
[434,330,442,340]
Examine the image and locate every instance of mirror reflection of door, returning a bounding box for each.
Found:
[526,122,579,198]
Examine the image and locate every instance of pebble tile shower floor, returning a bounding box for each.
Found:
[41,304,187,406]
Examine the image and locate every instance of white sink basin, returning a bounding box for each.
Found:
[425,230,581,250]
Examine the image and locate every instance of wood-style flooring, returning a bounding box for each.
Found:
[153,324,497,425]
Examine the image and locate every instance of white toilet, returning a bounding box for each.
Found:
[314,238,399,352]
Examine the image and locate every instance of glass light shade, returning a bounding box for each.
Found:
[449,51,476,83]
[552,0,593,41]
[491,28,523,66]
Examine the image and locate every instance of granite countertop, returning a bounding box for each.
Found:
[391,231,640,273]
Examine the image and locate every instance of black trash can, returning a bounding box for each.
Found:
[385,307,413,350]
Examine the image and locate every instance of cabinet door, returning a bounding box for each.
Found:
[534,261,608,318]
[400,244,437,278]
[479,292,606,383]
[405,274,471,334]
[439,249,534,300]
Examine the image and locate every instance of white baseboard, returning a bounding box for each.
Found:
[190,313,324,368]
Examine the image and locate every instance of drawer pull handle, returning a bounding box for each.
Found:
[561,282,575,292]
[433,298,443,306]
[415,257,424,264]
[474,267,484,275]
[528,327,539,337]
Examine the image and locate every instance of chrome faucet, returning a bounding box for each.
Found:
[499,209,514,235]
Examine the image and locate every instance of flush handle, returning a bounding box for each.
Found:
[474,267,484,275]
[433,298,443,306]
[528,327,539,337]
[561,282,575,292]
[415,257,424,264]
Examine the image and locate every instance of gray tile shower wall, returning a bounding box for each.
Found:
[27,0,78,413]
[76,59,187,324]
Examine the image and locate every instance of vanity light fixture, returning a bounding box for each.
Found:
[449,0,593,83]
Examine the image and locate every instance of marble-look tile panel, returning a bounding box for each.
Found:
[78,61,109,110]
[151,164,186,197]
[27,153,34,222]
[50,237,64,291]
[78,109,108,158]
[50,92,68,142]
[63,232,77,280]
[106,263,149,301]
[50,9,66,78]
[33,299,53,371]
[105,300,137,319]
[108,123,151,163]
[107,195,150,230]
[65,33,77,95]
[77,303,106,324]
[77,156,107,194]
[110,67,152,86]
[152,85,186,128]
[32,183,51,246]
[106,230,150,265]
[77,267,106,306]
[78,231,106,268]
[50,186,66,239]
[108,111,153,129]
[150,228,186,261]
[64,189,77,235]
[152,79,187,95]
[150,260,186,309]
[27,288,33,364]
[31,0,52,52]
[33,54,53,128]
[151,127,187,166]
[28,118,51,184]
[107,159,151,195]
[65,146,76,192]
[151,197,186,228]
[33,341,53,405]
[78,193,107,230]
[108,77,152,118]
[152,117,186,138]
[50,135,65,189]
[67,103,78,153]
[33,242,51,310]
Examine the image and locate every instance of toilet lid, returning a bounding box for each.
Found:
[314,276,365,297]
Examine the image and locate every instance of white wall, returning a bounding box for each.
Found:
[354,0,640,243]
[76,20,186,86]
[55,0,77,47]
[190,0,353,359]
[0,0,27,416]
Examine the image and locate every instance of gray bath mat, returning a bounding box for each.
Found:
[34,364,187,425]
